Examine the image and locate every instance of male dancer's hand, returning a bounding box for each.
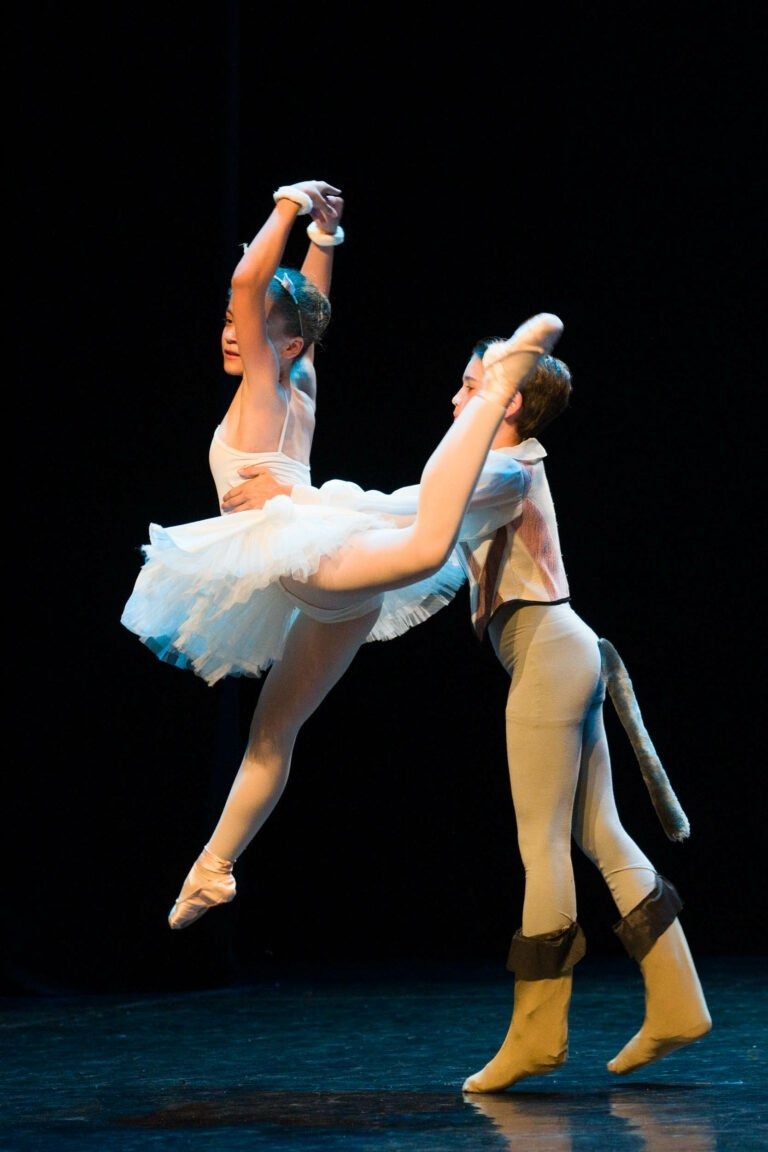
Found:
[221,466,290,512]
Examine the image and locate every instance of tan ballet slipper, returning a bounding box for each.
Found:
[168,844,236,930]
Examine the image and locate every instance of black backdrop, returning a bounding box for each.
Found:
[12,5,763,994]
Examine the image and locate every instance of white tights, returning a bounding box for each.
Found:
[489,602,657,938]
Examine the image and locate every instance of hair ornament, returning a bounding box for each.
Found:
[273,271,298,302]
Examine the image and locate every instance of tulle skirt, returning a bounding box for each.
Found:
[121,495,466,686]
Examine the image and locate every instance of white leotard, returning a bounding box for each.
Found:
[208,385,315,505]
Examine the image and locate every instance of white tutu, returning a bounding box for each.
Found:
[121,495,466,686]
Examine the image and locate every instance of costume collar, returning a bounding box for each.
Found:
[490,437,547,465]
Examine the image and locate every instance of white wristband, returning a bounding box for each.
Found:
[306,221,345,247]
[273,186,313,216]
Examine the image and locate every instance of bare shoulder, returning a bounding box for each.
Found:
[290,357,317,403]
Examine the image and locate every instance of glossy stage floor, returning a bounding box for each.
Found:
[3,955,765,1151]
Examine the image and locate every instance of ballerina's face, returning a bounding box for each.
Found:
[220,303,299,378]
[221,309,242,376]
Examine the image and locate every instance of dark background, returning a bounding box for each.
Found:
[12,5,763,995]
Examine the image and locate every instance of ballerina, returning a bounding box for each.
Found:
[120,180,563,929]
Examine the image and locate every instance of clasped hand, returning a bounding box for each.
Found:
[293,179,343,232]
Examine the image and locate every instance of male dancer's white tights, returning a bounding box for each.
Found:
[489,601,658,937]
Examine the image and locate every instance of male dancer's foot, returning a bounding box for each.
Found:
[462,974,573,1093]
[168,845,236,930]
[607,920,711,1074]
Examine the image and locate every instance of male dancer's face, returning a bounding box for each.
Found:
[451,354,485,419]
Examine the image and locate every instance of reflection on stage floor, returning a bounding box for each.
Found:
[2,955,765,1151]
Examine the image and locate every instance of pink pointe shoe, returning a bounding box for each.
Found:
[481,313,564,405]
[168,845,236,930]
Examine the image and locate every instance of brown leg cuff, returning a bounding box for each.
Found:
[612,874,683,962]
[506,922,587,979]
